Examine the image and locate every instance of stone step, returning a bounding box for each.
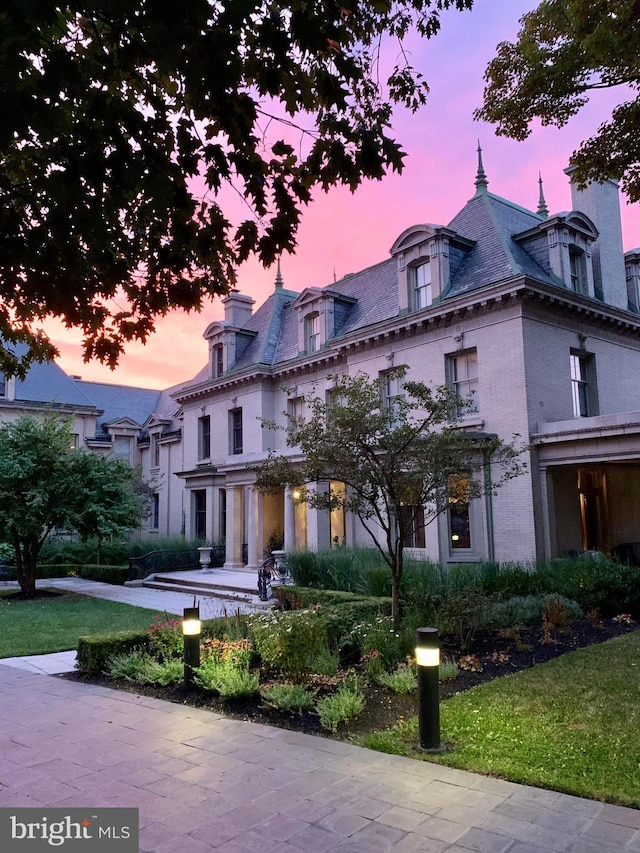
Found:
[141,579,256,603]
[148,573,255,597]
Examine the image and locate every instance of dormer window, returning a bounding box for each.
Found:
[306,312,321,353]
[213,344,224,378]
[569,246,588,295]
[413,261,432,310]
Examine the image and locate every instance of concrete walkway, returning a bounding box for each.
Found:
[2,579,640,851]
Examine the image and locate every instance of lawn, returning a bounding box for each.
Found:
[361,630,640,808]
[0,589,162,658]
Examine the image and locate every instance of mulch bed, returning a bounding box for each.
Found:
[60,616,637,740]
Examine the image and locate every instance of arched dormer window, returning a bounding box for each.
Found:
[213,344,224,378]
[569,245,588,295]
[412,261,432,309]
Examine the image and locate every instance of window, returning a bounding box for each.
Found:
[113,435,133,465]
[380,370,404,424]
[287,396,305,422]
[305,312,321,353]
[448,349,479,411]
[151,494,159,529]
[230,408,243,455]
[412,261,432,310]
[448,475,471,550]
[152,434,161,468]
[71,433,79,450]
[0,372,5,398]
[571,352,597,417]
[198,415,211,460]
[400,504,426,548]
[194,490,207,540]
[569,246,588,295]
[213,344,224,378]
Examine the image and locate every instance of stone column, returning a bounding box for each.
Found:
[283,486,296,551]
[246,486,261,568]
[224,485,245,569]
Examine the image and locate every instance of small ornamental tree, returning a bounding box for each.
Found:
[253,369,525,627]
[0,413,147,597]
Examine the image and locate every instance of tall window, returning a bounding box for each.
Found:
[151,494,160,529]
[0,372,6,398]
[571,352,597,417]
[152,434,161,468]
[569,246,588,295]
[194,490,207,540]
[380,370,404,424]
[412,261,432,310]
[448,349,479,411]
[213,344,224,378]
[230,408,243,455]
[113,435,133,465]
[287,396,305,422]
[400,505,426,548]
[306,312,321,353]
[448,475,471,550]
[198,415,211,460]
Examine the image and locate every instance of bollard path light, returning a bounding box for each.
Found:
[182,605,201,688]
[416,627,446,752]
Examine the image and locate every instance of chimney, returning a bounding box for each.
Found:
[565,167,627,309]
[222,291,255,327]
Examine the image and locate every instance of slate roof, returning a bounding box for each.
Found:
[74,380,161,438]
[445,188,556,297]
[11,345,96,409]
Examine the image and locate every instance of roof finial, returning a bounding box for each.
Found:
[537,172,549,218]
[475,140,489,192]
[275,256,283,289]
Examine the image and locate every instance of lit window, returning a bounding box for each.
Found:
[230,408,243,455]
[448,350,479,412]
[448,475,471,550]
[571,352,597,417]
[198,415,211,460]
[306,312,321,353]
[413,261,432,310]
[569,246,588,295]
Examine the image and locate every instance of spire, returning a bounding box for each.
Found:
[537,172,549,218]
[274,256,283,289]
[474,141,489,193]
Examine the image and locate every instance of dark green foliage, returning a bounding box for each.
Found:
[0,1,473,372]
[76,630,149,675]
[39,536,201,567]
[76,564,129,585]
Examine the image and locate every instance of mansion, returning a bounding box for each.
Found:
[5,154,640,568]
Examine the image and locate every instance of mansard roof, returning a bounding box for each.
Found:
[444,189,555,297]
[74,380,161,438]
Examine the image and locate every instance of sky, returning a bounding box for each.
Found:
[47,0,640,390]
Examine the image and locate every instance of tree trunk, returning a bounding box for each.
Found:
[391,575,400,631]
[16,538,38,597]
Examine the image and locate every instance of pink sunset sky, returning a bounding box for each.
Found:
[47,0,640,390]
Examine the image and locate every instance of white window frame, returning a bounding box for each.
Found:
[412,261,432,310]
[448,349,479,412]
[306,312,321,353]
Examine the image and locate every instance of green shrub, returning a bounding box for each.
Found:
[439,660,460,682]
[194,657,259,698]
[483,594,582,630]
[348,616,402,670]
[138,658,184,686]
[375,664,417,694]
[77,564,129,584]
[106,650,151,680]
[260,683,315,713]
[436,582,487,651]
[316,682,366,732]
[310,645,340,677]
[147,615,184,662]
[76,630,149,674]
[249,609,327,680]
[322,599,392,653]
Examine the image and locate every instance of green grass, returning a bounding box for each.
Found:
[0,589,162,657]
[360,631,640,808]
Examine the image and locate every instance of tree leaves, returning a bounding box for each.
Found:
[0,0,470,374]
[476,0,640,200]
